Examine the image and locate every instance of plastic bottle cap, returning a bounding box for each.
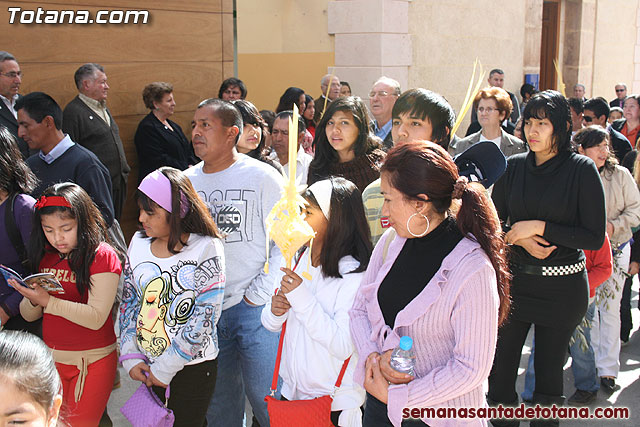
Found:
[399,336,413,351]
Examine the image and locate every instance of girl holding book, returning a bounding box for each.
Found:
[15,182,122,426]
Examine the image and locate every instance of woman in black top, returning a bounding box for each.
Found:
[488,91,606,423]
[134,82,197,184]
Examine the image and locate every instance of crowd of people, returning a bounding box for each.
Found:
[1,46,639,427]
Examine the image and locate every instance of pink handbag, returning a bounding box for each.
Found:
[119,353,175,427]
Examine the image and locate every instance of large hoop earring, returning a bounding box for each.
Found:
[406,212,430,238]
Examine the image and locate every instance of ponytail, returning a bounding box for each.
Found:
[382,141,511,326]
[456,182,511,326]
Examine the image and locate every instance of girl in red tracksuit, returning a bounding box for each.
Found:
[16,182,121,426]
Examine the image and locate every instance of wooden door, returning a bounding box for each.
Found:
[540,0,560,91]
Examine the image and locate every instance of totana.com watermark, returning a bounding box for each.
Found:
[7,7,149,24]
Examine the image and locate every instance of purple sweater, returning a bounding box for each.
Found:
[349,229,499,427]
[0,194,35,318]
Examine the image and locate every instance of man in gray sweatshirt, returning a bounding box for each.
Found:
[185,98,283,427]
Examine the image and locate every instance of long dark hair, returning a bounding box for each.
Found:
[522,90,572,152]
[29,182,108,296]
[137,167,221,254]
[303,177,372,278]
[233,100,268,159]
[276,87,305,114]
[0,126,38,195]
[574,125,617,172]
[308,96,381,185]
[381,142,511,325]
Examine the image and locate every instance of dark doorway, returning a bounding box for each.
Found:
[540,0,561,91]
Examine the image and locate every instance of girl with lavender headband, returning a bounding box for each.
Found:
[119,166,226,426]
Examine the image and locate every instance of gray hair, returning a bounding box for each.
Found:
[0,51,16,63]
[74,63,105,90]
[373,76,401,96]
[574,83,586,91]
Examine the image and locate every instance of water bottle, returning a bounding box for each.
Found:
[390,336,415,376]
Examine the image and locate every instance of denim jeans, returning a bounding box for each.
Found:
[206,299,280,427]
[521,341,535,402]
[521,300,599,400]
[568,300,599,392]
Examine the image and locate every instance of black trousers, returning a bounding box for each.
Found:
[111,175,127,221]
[620,275,634,341]
[152,359,217,427]
[488,318,571,426]
[363,393,426,426]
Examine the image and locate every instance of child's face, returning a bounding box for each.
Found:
[609,110,623,123]
[40,212,78,254]
[302,203,328,246]
[138,203,171,240]
[0,377,60,426]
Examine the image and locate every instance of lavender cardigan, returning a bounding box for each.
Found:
[349,229,499,427]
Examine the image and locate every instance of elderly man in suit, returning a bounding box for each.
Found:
[62,63,130,220]
[0,51,32,159]
[610,83,627,109]
[450,87,526,157]
[313,73,341,124]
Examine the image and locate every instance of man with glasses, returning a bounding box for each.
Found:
[470,68,520,125]
[0,51,31,159]
[313,73,341,124]
[583,97,632,163]
[610,83,627,109]
[368,76,400,151]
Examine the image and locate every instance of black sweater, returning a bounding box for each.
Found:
[377,216,463,327]
[27,144,115,227]
[134,112,198,183]
[492,151,606,266]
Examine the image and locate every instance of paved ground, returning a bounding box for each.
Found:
[105,288,640,426]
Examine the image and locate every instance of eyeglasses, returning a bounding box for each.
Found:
[477,106,499,114]
[369,91,396,98]
[616,89,626,92]
[583,116,593,122]
[0,71,22,79]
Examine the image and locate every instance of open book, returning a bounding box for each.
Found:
[0,265,65,295]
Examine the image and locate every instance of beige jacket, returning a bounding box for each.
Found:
[601,165,640,245]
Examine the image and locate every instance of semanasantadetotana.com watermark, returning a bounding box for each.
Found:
[7,7,149,24]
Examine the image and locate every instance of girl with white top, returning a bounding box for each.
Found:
[261,177,372,427]
[119,166,225,427]
[575,126,640,392]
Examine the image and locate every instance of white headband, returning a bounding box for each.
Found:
[307,179,333,220]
